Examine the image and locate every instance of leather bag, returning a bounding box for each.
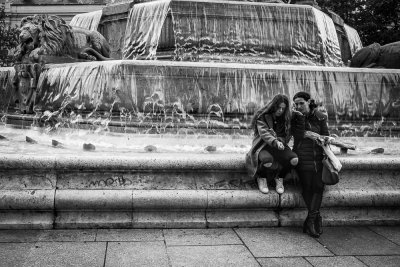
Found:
[322,157,339,185]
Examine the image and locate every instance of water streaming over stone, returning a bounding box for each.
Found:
[31,60,400,122]
[344,24,363,57]
[312,8,342,66]
[123,0,342,66]
[69,10,103,31]
[2,1,400,138]
[123,0,171,59]
[0,67,15,113]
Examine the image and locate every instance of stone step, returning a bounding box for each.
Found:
[0,154,399,229]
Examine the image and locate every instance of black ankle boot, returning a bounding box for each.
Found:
[314,211,323,235]
[302,211,320,238]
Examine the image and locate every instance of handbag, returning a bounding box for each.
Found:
[322,157,339,185]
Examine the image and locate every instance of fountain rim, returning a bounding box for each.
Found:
[135,0,313,8]
[1,153,399,171]
[37,60,400,74]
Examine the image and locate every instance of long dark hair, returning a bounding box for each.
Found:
[251,94,291,136]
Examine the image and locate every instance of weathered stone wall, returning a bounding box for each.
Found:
[0,153,399,228]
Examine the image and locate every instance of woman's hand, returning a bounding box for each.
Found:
[324,136,335,145]
[276,141,285,150]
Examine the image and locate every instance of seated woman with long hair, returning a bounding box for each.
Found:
[246,94,299,194]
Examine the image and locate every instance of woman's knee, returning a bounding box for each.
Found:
[290,157,298,166]
[259,150,273,166]
[263,162,273,168]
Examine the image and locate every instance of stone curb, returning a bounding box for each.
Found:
[1,154,399,228]
[1,154,400,170]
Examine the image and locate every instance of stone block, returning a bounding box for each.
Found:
[258,257,312,267]
[55,190,132,210]
[132,211,206,228]
[206,210,279,228]
[105,241,169,267]
[357,256,400,267]
[102,1,133,16]
[164,228,241,246]
[281,170,400,208]
[0,211,54,229]
[207,190,279,209]
[0,190,55,210]
[167,245,259,267]
[369,226,400,245]
[195,172,254,190]
[55,211,132,229]
[0,155,56,170]
[0,242,106,267]
[318,227,400,255]
[235,227,333,257]
[306,256,366,267]
[132,190,207,210]
[96,229,163,241]
[341,157,400,170]
[279,207,400,226]
[53,153,245,171]
[0,171,56,190]
[322,189,400,207]
[57,172,197,190]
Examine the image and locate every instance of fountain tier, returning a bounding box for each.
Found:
[13,60,400,120]
[101,0,352,65]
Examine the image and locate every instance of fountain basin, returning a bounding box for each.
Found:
[3,60,400,121]
[0,152,399,229]
[102,0,346,65]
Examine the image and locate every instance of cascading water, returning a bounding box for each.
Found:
[123,0,171,59]
[0,67,15,114]
[31,61,400,121]
[312,8,342,66]
[69,10,103,31]
[344,24,363,57]
[123,1,343,66]
[2,0,400,144]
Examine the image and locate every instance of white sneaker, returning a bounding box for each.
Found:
[275,177,284,194]
[257,177,269,194]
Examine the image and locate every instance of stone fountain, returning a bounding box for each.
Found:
[0,0,399,229]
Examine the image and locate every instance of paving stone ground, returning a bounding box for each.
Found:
[0,226,399,267]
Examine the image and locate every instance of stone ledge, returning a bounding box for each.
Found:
[0,211,54,229]
[2,187,399,212]
[279,207,400,226]
[281,187,400,208]
[206,210,279,228]
[132,211,206,229]
[55,211,132,229]
[0,190,55,210]
[0,172,56,190]
[207,190,279,209]
[1,154,400,171]
[132,190,207,210]
[56,190,132,210]
[54,190,279,211]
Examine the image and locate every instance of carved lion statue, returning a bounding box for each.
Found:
[14,15,111,63]
[350,41,400,69]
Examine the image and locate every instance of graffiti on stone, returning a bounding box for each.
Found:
[88,176,133,188]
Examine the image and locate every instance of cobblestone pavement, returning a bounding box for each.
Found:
[1,226,399,266]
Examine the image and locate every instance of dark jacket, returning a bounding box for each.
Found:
[245,113,291,178]
[293,110,329,172]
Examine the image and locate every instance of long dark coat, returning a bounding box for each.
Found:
[293,110,329,172]
[245,113,291,178]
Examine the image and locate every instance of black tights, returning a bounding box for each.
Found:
[298,170,324,212]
